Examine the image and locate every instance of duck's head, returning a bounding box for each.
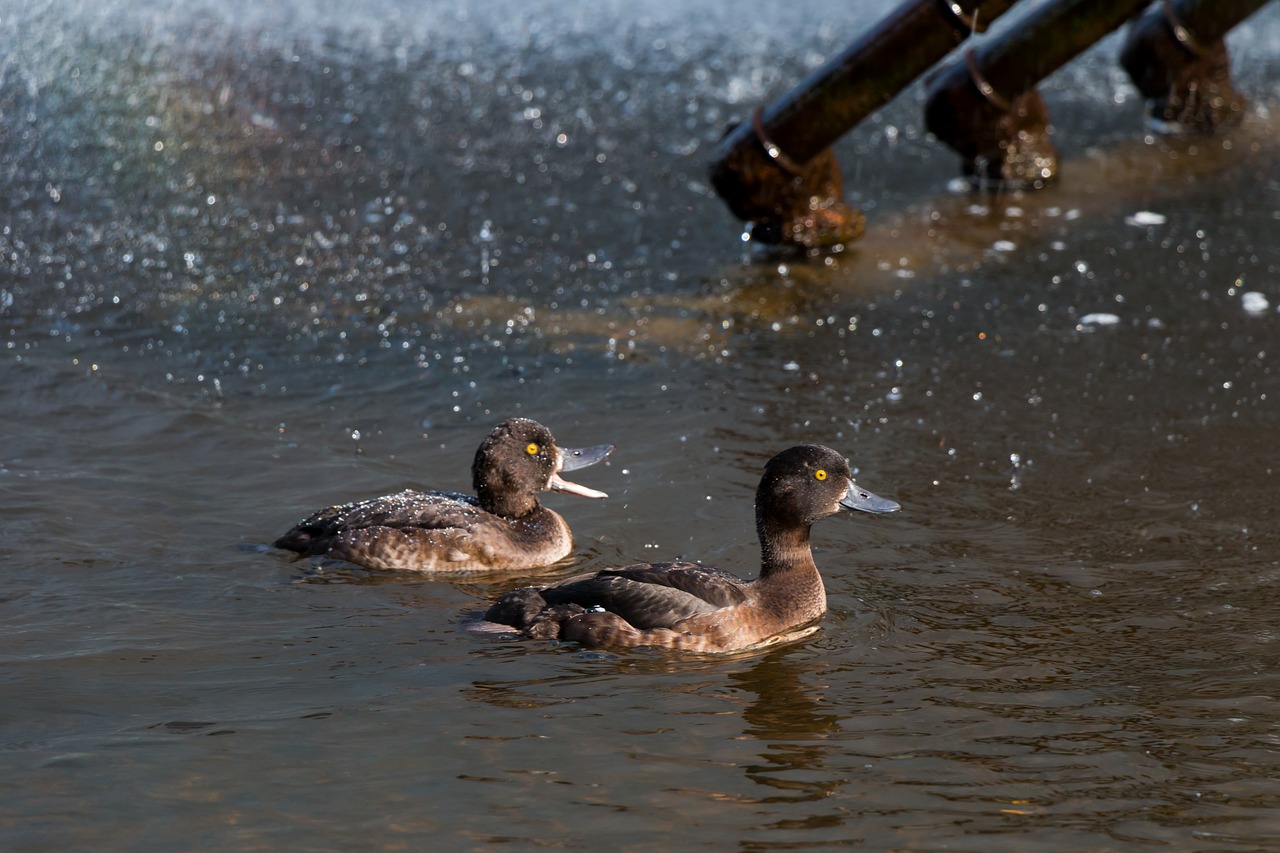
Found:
[756,444,899,531]
[472,418,614,516]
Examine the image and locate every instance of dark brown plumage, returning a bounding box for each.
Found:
[482,444,899,652]
[275,418,612,572]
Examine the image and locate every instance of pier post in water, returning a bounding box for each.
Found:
[709,0,1022,249]
[1119,0,1270,135]
[923,0,1151,189]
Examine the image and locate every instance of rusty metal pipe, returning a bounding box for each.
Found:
[924,0,1150,187]
[1120,0,1269,134]
[710,0,1023,248]
[741,0,1024,165]
[961,0,1151,102]
[1149,0,1270,44]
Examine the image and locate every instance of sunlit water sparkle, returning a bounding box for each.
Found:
[3,0,1280,849]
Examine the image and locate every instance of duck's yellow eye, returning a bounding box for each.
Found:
[815,469,827,481]
[526,443,540,456]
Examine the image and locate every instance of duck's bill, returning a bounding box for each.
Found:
[548,472,608,499]
[840,480,900,514]
[559,443,614,472]
[549,444,612,498]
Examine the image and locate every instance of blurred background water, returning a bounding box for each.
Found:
[3,0,1280,848]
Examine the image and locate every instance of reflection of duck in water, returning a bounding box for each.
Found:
[734,649,842,740]
[731,648,847,802]
[274,418,613,573]
[482,444,899,652]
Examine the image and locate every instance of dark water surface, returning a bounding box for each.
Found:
[4,0,1280,848]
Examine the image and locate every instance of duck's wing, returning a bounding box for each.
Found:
[326,523,492,571]
[540,562,748,630]
[275,490,484,553]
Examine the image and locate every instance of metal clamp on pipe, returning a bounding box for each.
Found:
[1119,0,1265,135]
[709,0,1021,248]
[924,0,1152,190]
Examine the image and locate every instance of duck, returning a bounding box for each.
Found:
[274,418,613,572]
[481,444,899,652]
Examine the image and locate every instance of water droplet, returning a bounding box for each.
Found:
[1078,313,1120,329]
[1242,291,1269,316]
[1124,210,1166,226]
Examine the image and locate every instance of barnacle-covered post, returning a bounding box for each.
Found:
[923,0,1150,189]
[710,0,1023,249]
[1119,0,1269,135]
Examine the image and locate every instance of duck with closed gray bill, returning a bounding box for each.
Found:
[275,418,613,573]
[480,444,899,652]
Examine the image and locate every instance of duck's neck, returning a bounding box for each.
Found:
[476,485,539,519]
[758,521,815,577]
[756,521,827,617]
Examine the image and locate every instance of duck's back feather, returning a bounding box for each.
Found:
[275,489,483,554]
[540,562,749,629]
